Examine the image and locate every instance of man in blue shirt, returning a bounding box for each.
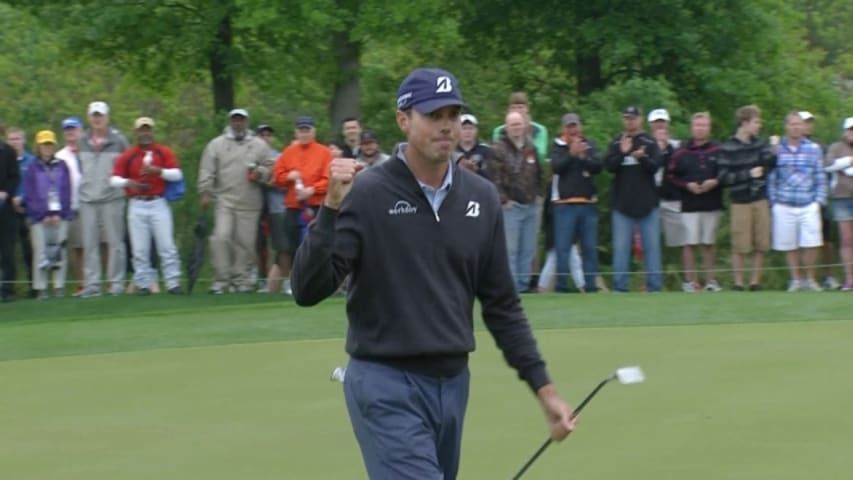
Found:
[768,112,827,291]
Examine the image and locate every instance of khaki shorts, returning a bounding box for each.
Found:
[66,216,84,249]
[67,213,107,249]
[682,211,722,246]
[731,199,770,254]
[660,200,686,247]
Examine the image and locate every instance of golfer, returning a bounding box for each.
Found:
[291,68,576,479]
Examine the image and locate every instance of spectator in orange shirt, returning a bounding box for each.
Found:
[273,116,331,263]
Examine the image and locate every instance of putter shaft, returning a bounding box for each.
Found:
[511,376,615,480]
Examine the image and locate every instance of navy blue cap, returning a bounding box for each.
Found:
[295,116,314,128]
[360,130,379,143]
[623,105,642,117]
[396,68,465,114]
[61,116,82,129]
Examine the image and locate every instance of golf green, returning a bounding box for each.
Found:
[2,303,851,479]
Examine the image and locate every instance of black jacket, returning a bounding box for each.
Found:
[291,144,550,392]
[0,142,20,213]
[658,142,681,201]
[668,140,723,212]
[550,136,602,201]
[456,141,492,179]
[604,132,662,217]
[718,135,777,204]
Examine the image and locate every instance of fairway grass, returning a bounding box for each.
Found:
[1,293,852,479]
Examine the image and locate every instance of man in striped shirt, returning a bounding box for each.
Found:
[768,112,828,291]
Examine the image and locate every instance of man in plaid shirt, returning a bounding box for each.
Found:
[768,112,828,291]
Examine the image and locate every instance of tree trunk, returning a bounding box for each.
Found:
[576,49,603,97]
[328,30,361,135]
[209,13,235,115]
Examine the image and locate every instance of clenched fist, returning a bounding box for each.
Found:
[324,158,365,210]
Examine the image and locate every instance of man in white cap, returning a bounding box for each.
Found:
[76,101,130,297]
[823,116,853,290]
[800,111,841,289]
[198,108,274,294]
[456,113,491,178]
[648,108,690,288]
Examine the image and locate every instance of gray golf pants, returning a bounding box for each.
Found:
[79,200,126,291]
[344,358,469,480]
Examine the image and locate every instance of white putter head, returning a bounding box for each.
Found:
[615,366,645,384]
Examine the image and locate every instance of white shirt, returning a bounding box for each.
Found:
[55,146,81,210]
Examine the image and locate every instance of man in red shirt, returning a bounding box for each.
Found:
[110,117,184,295]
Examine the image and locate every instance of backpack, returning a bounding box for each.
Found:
[124,146,185,202]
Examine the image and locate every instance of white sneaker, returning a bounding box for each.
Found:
[802,279,823,292]
[823,276,841,290]
[282,278,292,296]
[704,280,723,292]
[787,280,802,292]
[682,281,699,293]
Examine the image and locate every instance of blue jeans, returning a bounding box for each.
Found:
[344,358,470,480]
[553,203,599,291]
[503,201,542,291]
[612,208,662,292]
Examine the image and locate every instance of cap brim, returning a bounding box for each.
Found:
[412,98,465,114]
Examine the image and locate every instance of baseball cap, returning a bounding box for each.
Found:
[255,124,274,134]
[623,105,642,117]
[61,116,82,129]
[134,117,155,129]
[561,113,581,126]
[360,130,379,143]
[228,108,249,118]
[396,68,465,114]
[647,108,670,123]
[460,113,478,125]
[295,116,315,128]
[88,101,109,115]
[799,111,815,121]
[35,130,57,145]
[843,117,853,130]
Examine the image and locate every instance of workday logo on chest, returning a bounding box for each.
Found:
[388,200,418,216]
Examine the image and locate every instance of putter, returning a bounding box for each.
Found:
[511,366,646,480]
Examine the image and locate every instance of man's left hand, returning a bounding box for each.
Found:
[537,384,577,442]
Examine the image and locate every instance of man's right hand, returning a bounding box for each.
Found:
[324,158,364,210]
[620,134,633,154]
[569,139,589,158]
[200,192,210,210]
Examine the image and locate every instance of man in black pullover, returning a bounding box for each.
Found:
[551,113,602,292]
[0,130,20,302]
[291,68,575,480]
[605,106,664,292]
